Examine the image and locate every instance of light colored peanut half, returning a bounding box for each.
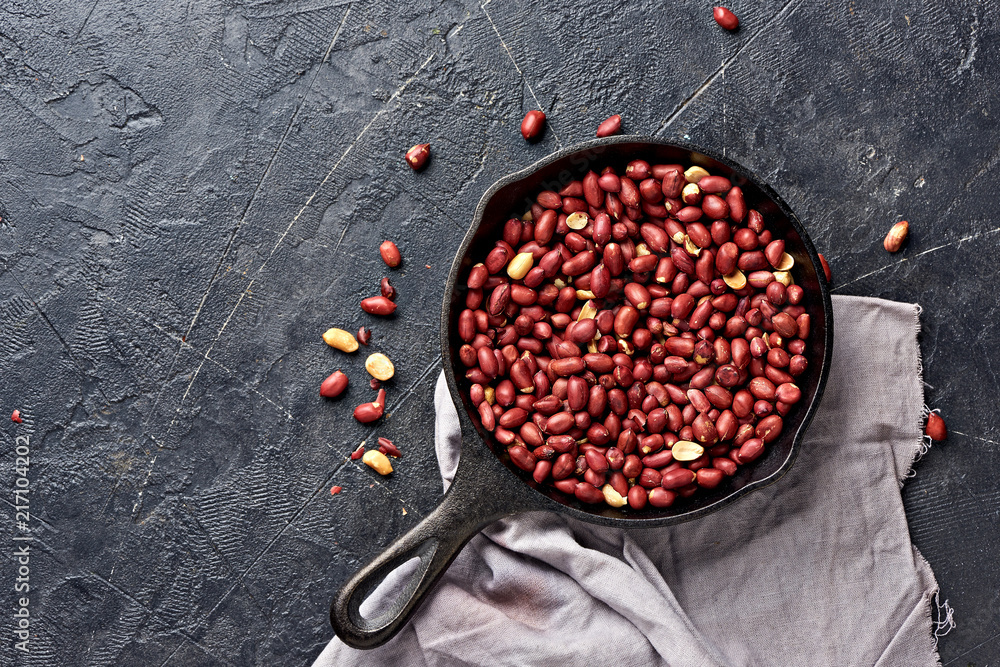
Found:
[684,235,701,256]
[723,270,747,290]
[323,328,359,353]
[776,253,794,271]
[684,166,709,183]
[671,440,705,462]
[362,450,393,475]
[507,252,534,280]
[602,484,627,508]
[365,353,395,380]
[566,212,589,230]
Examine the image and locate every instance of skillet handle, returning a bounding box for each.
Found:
[330,456,529,649]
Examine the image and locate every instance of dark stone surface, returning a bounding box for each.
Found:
[0,0,996,664]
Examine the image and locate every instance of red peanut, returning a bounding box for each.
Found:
[320,370,349,398]
[521,110,546,140]
[713,7,739,30]
[596,114,622,137]
[361,296,397,316]
[460,157,814,512]
[379,240,402,268]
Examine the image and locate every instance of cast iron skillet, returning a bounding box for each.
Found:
[331,137,834,649]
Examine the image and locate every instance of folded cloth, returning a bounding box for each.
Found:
[315,295,945,666]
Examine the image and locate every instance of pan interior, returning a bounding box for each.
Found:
[442,139,831,525]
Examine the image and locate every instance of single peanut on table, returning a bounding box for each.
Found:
[365,353,395,381]
[883,220,909,253]
[323,328,358,353]
[362,450,393,475]
[405,143,430,171]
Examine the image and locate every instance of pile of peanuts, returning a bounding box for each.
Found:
[458,161,812,510]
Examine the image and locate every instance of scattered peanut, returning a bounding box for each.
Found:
[320,370,349,398]
[361,296,397,316]
[595,114,622,138]
[357,326,371,345]
[365,353,395,381]
[520,110,546,141]
[380,240,402,267]
[925,412,947,441]
[380,277,396,301]
[378,437,402,457]
[362,449,393,475]
[323,328,359,353]
[353,388,386,423]
[883,220,909,253]
[405,143,430,171]
[713,6,739,30]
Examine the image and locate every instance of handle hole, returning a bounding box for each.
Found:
[358,556,423,620]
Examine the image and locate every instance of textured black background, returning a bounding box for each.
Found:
[1,0,997,664]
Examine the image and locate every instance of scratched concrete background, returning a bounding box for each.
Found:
[0,0,997,664]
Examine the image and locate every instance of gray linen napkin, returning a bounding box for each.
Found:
[315,295,947,666]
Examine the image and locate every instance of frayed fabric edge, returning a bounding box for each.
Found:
[907,303,955,660]
[933,590,956,648]
[914,408,945,465]
[913,580,955,667]
[901,303,931,484]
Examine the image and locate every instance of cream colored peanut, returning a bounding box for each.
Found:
[566,212,589,230]
[323,328,359,353]
[775,252,795,270]
[365,353,395,381]
[684,165,710,183]
[723,269,747,290]
[506,252,534,280]
[362,450,393,475]
[671,440,705,462]
[602,484,627,508]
